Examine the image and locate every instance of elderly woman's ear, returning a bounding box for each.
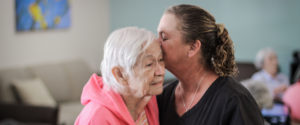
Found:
[112,67,128,86]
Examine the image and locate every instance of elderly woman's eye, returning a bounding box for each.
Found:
[146,63,153,67]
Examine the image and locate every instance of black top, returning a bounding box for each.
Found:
[157,77,264,125]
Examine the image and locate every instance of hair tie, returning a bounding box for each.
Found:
[211,57,215,65]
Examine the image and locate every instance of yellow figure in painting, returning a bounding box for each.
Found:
[28,0,47,29]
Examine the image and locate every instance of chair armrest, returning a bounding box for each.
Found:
[0,102,58,125]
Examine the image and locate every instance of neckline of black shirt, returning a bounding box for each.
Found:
[168,76,225,119]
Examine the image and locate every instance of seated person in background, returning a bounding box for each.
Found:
[75,27,165,125]
[252,47,289,101]
[283,78,300,124]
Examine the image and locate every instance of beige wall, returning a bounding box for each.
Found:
[0,0,109,72]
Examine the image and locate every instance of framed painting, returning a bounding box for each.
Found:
[16,0,71,31]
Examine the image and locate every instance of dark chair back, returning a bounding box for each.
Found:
[234,62,258,82]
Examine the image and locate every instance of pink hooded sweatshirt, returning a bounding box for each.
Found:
[75,74,159,125]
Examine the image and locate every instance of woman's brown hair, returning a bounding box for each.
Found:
[166,4,237,76]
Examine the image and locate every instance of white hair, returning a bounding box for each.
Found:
[254,47,276,69]
[241,79,273,109]
[101,27,156,93]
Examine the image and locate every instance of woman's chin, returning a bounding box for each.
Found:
[149,83,164,95]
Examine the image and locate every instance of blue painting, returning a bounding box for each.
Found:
[16,0,71,31]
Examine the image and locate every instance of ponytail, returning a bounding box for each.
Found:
[211,24,237,76]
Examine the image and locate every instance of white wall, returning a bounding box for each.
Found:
[0,0,110,72]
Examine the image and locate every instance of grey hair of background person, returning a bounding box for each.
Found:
[241,79,273,109]
[101,27,156,93]
[254,47,277,69]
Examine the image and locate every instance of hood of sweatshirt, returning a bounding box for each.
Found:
[80,73,135,124]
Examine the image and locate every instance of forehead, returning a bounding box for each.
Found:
[143,40,161,57]
[134,40,161,67]
[136,40,161,63]
[157,13,179,33]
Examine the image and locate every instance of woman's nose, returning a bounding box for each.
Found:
[155,63,165,76]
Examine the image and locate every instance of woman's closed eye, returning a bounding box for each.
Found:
[160,32,168,41]
[162,37,168,41]
[162,35,168,41]
[159,58,164,62]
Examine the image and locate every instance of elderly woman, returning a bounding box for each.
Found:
[251,47,289,100]
[75,27,165,125]
[157,4,264,125]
